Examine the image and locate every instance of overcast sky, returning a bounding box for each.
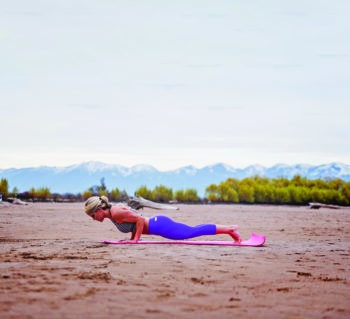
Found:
[1,0,349,171]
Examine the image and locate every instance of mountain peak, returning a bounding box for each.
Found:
[130,164,158,173]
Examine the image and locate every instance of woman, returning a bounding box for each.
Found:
[85,196,242,243]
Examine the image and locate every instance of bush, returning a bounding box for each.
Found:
[311,188,326,203]
[205,184,219,200]
[288,186,304,205]
[82,190,92,200]
[110,187,122,201]
[0,178,9,199]
[135,185,153,200]
[207,193,219,202]
[174,189,185,201]
[205,176,350,206]
[36,187,51,201]
[184,189,199,202]
[238,185,254,203]
[254,185,267,204]
[274,188,290,204]
[153,185,173,202]
[99,190,108,197]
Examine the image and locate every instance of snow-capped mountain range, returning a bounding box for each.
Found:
[1,162,350,196]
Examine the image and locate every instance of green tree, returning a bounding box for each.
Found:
[238,185,254,203]
[217,182,238,202]
[299,187,312,204]
[342,182,350,205]
[254,185,268,203]
[274,188,291,204]
[29,187,36,200]
[153,185,173,202]
[288,186,304,205]
[272,177,290,188]
[264,185,276,203]
[226,178,240,191]
[174,189,185,202]
[135,185,153,200]
[327,178,345,190]
[110,187,121,201]
[207,193,219,202]
[99,190,108,197]
[291,175,308,187]
[311,188,326,203]
[36,187,51,201]
[88,178,108,195]
[205,184,219,199]
[308,179,329,189]
[226,188,239,203]
[217,182,230,201]
[240,177,257,188]
[184,188,199,202]
[82,190,92,200]
[324,189,343,205]
[204,176,350,206]
[0,178,9,199]
[252,175,270,186]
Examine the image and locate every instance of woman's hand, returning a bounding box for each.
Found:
[120,239,139,244]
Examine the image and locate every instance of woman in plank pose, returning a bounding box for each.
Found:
[85,196,241,243]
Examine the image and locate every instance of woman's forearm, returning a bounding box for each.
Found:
[133,218,145,241]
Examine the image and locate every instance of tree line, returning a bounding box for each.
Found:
[205,175,350,206]
[1,175,350,205]
[81,179,200,203]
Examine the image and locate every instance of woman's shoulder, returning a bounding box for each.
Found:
[114,203,127,208]
[112,203,132,213]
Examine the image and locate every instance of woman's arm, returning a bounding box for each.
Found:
[111,206,146,242]
[132,218,145,242]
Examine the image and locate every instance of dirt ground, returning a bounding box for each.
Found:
[1,202,350,319]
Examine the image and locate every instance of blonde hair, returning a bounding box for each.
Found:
[84,196,111,215]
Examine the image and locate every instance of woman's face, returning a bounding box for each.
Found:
[90,208,104,222]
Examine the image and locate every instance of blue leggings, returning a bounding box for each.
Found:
[148,215,216,240]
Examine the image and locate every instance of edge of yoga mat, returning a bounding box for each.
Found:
[102,233,265,247]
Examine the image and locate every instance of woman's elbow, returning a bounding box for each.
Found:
[138,217,146,225]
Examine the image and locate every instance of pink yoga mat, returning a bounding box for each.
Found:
[102,233,265,247]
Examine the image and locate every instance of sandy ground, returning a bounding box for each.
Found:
[1,202,350,319]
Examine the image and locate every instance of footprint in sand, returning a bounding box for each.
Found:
[155,288,175,299]
[276,287,290,292]
[146,309,162,313]
[64,288,98,301]
[318,276,343,282]
[77,271,113,282]
[297,272,312,277]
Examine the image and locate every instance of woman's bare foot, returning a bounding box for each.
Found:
[228,225,241,243]
[216,224,242,243]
